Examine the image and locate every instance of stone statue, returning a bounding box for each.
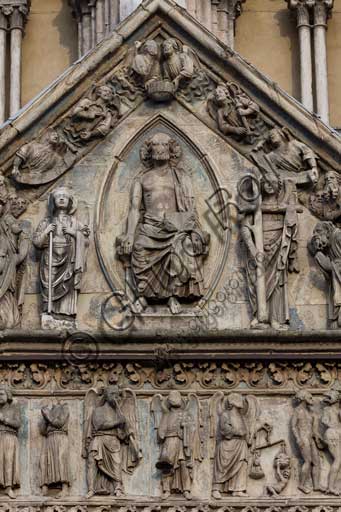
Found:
[64,84,121,148]
[151,391,203,500]
[39,402,70,497]
[252,127,319,187]
[239,176,301,330]
[291,391,323,494]
[0,186,30,330]
[207,85,248,140]
[82,386,142,498]
[210,392,271,498]
[264,444,291,496]
[161,38,199,92]
[321,390,341,496]
[116,132,210,314]
[309,221,341,329]
[130,40,160,87]
[309,170,341,222]
[0,387,21,499]
[33,186,90,329]
[12,129,66,185]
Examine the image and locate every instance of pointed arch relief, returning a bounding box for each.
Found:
[95,114,231,318]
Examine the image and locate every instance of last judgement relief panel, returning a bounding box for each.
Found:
[1,4,341,511]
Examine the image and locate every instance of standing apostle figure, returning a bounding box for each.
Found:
[33,187,90,328]
[0,387,21,499]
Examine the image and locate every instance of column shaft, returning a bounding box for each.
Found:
[96,0,104,42]
[9,27,22,116]
[82,12,92,54]
[313,1,332,123]
[297,5,313,111]
[109,0,119,30]
[0,11,7,124]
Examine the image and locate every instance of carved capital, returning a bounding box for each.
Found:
[286,0,314,27]
[217,0,246,20]
[68,0,97,20]
[313,0,333,26]
[0,0,30,30]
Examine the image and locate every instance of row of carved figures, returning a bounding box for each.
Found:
[1,386,341,500]
[2,126,341,330]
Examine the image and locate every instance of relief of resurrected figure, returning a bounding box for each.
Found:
[33,187,90,329]
[291,391,324,494]
[117,132,210,314]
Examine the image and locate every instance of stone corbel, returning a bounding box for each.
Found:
[216,0,246,49]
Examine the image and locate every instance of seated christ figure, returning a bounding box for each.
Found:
[117,132,210,314]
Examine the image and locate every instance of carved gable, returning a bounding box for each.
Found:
[0,0,341,509]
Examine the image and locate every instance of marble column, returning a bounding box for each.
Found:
[9,5,28,117]
[313,0,333,124]
[287,0,314,112]
[216,0,245,49]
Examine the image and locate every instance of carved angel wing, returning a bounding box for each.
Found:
[119,388,142,474]
[209,391,224,458]
[185,393,203,463]
[182,45,201,71]
[150,394,167,432]
[82,388,103,458]
[243,394,260,446]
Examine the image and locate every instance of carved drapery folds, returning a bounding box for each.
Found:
[0,0,30,122]
[286,0,334,123]
[33,186,90,330]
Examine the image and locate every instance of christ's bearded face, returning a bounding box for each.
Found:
[312,226,330,252]
[151,134,171,162]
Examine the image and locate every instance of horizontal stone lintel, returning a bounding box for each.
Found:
[0,329,340,361]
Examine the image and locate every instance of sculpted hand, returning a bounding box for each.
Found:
[120,234,134,255]
[172,76,180,91]
[191,233,203,255]
[308,167,319,186]
[62,226,76,237]
[44,223,56,236]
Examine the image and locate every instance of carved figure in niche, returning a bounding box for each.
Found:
[210,392,272,498]
[291,391,324,494]
[12,129,66,185]
[151,391,203,500]
[321,390,341,496]
[252,127,319,187]
[33,186,90,329]
[116,132,210,315]
[309,221,341,329]
[162,39,200,92]
[39,402,70,497]
[130,40,160,87]
[264,444,291,496]
[0,184,30,330]
[309,171,341,222]
[239,176,301,330]
[64,84,121,149]
[82,386,142,498]
[0,387,21,499]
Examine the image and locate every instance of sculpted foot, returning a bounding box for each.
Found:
[212,490,222,499]
[328,487,340,496]
[184,490,192,500]
[232,491,247,497]
[114,487,124,497]
[131,297,147,314]
[57,484,68,499]
[298,485,312,494]
[86,490,95,499]
[162,491,170,500]
[41,485,48,496]
[6,487,16,499]
[168,297,182,314]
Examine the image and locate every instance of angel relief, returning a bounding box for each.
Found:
[82,387,142,498]
[151,391,203,500]
[209,393,274,499]
[118,37,206,102]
